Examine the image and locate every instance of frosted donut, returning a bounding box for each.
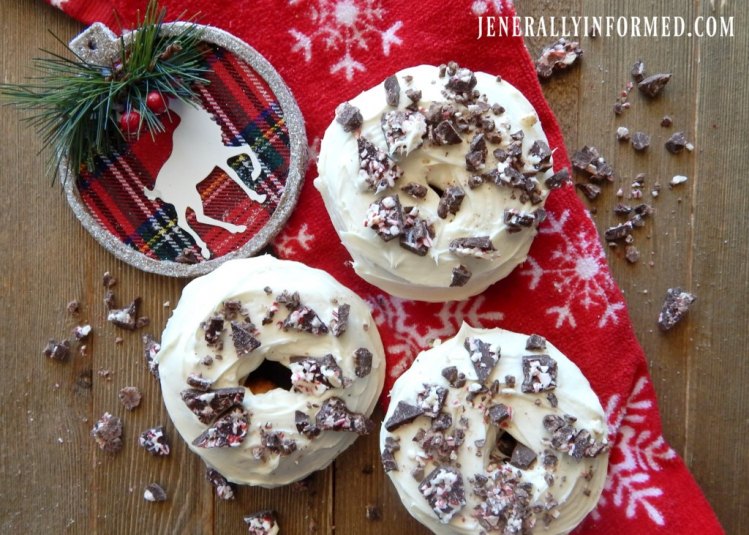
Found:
[156,256,385,487]
[380,323,609,534]
[315,63,569,302]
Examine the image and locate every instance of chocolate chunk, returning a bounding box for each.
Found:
[661,115,673,127]
[657,287,696,331]
[495,431,517,457]
[290,354,350,393]
[206,468,235,500]
[192,405,249,448]
[631,59,646,82]
[442,366,467,388]
[544,167,570,189]
[381,109,427,157]
[102,271,117,288]
[384,401,424,431]
[381,436,400,472]
[91,412,123,453]
[277,290,301,310]
[43,339,71,362]
[175,248,199,264]
[261,429,297,456]
[202,315,225,348]
[103,290,115,310]
[529,140,553,171]
[384,75,400,107]
[473,465,534,531]
[449,237,496,258]
[142,334,161,378]
[437,186,466,219]
[354,347,373,378]
[335,102,363,132]
[330,304,350,337]
[221,300,244,319]
[356,136,403,193]
[230,321,261,355]
[143,483,167,502]
[431,412,453,431]
[432,120,462,145]
[525,334,547,351]
[625,245,641,264]
[522,355,558,393]
[464,337,500,383]
[400,182,428,199]
[107,297,141,330]
[186,373,213,392]
[616,126,631,142]
[614,203,633,216]
[316,397,373,434]
[665,131,688,154]
[446,67,477,93]
[399,206,433,256]
[365,195,403,241]
[510,443,538,469]
[450,264,472,287]
[547,392,559,408]
[536,38,583,79]
[418,467,466,523]
[465,133,488,172]
[244,510,279,535]
[405,88,421,104]
[488,403,511,426]
[416,384,448,418]
[604,221,633,241]
[181,387,245,424]
[631,131,651,151]
[295,411,321,439]
[638,73,672,98]
[543,415,609,458]
[118,386,142,411]
[139,426,170,456]
[575,182,601,201]
[365,504,381,521]
[504,208,538,230]
[571,145,614,182]
[282,305,329,335]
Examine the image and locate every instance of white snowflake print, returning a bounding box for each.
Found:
[289,0,403,80]
[471,0,512,16]
[521,209,624,329]
[369,295,503,379]
[591,375,677,526]
[273,223,315,257]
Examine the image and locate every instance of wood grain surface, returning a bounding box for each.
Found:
[1,0,746,534]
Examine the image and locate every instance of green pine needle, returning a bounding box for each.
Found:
[0,1,210,184]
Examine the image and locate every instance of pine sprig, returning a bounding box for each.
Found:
[0,1,209,183]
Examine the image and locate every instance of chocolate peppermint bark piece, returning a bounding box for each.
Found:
[244,510,279,535]
[544,167,570,190]
[399,206,433,256]
[354,347,373,377]
[441,366,467,388]
[91,412,123,453]
[206,468,235,500]
[510,443,538,469]
[535,38,583,79]
[657,287,697,331]
[202,314,225,348]
[180,387,245,424]
[329,303,350,337]
[290,354,350,394]
[282,305,329,335]
[437,186,466,219]
[526,334,547,351]
[187,373,213,392]
[450,264,472,287]
[665,131,688,154]
[335,102,363,132]
[139,426,170,456]
[142,334,161,378]
[504,208,537,231]
[118,386,142,411]
[416,384,448,418]
[381,109,427,157]
[400,182,428,199]
[276,290,301,311]
[449,236,496,258]
[432,120,462,146]
[365,195,404,241]
[43,339,71,361]
[575,182,601,201]
[487,403,511,426]
[384,74,401,107]
[295,410,321,439]
[381,436,401,472]
[143,483,167,502]
[521,355,558,393]
[316,397,373,434]
[192,405,249,448]
[528,140,553,171]
[358,137,403,194]
[631,131,651,151]
[464,337,500,383]
[543,414,609,458]
[231,321,261,355]
[418,466,466,524]
[638,73,672,98]
[107,297,140,330]
[261,430,297,456]
[473,468,534,532]
[465,133,488,172]
[604,221,634,242]
[446,67,477,93]
[571,145,614,182]
[384,401,424,431]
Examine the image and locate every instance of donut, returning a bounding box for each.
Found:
[315,62,568,302]
[156,256,385,487]
[380,323,609,534]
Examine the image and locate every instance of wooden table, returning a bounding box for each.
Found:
[1,0,746,533]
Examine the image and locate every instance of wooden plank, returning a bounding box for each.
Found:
[688,2,749,533]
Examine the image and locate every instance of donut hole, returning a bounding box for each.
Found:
[244,360,292,394]
[490,431,536,468]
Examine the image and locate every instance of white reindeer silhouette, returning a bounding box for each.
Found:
[144,99,267,259]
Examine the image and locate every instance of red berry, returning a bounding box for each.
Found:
[119,110,141,134]
[145,91,168,114]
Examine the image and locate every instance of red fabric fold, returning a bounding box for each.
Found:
[48,0,723,532]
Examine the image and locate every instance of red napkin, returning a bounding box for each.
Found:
[49,0,723,532]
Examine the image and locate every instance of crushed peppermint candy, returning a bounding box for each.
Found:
[139,426,170,456]
[365,195,404,241]
[464,336,500,383]
[357,136,403,194]
[289,354,351,395]
[381,109,427,158]
[180,387,245,424]
[243,510,280,535]
[192,406,249,448]
[418,466,466,524]
[521,355,558,393]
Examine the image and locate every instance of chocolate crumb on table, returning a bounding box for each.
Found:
[143,483,167,502]
[207,468,236,500]
[91,412,123,453]
[665,131,689,154]
[365,504,382,521]
[102,271,117,288]
[535,38,583,79]
[631,59,646,82]
[571,145,614,182]
[118,386,142,411]
[142,334,161,378]
[616,126,630,142]
[625,245,641,264]
[631,131,651,151]
[66,300,80,314]
[107,297,141,330]
[638,73,672,98]
[43,339,71,362]
[657,287,697,331]
[575,183,601,201]
[139,426,171,456]
[661,115,673,127]
[244,510,279,535]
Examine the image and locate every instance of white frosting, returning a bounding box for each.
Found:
[381,324,609,535]
[315,65,554,302]
[157,256,385,487]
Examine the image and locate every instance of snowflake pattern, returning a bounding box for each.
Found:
[471,0,512,16]
[369,294,503,379]
[521,209,625,329]
[289,0,403,80]
[592,375,677,526]
[273,223,315,257]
